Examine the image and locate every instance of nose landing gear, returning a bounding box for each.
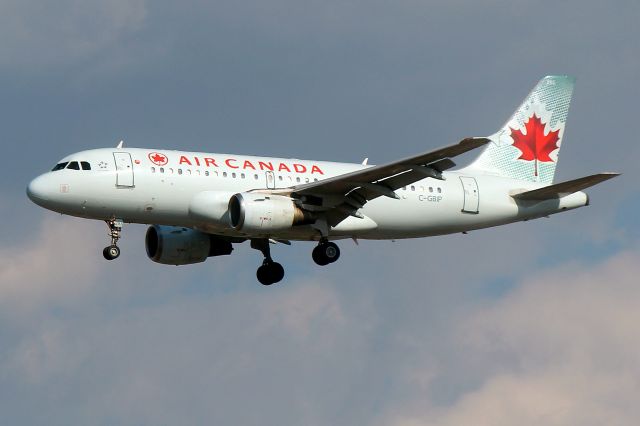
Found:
[103,218,123,260]
[251,239,285,285]
[312,240,340,266]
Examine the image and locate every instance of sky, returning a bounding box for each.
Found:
[1,0,639,424]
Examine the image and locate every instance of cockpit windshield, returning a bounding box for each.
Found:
[51,161,92,171]
[52,162,68,171]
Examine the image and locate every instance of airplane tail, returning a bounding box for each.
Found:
[466,75,575,184]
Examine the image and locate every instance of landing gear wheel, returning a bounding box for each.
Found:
[103,245,120,260]
[257,261,285,285]
[312,246,329,266]
[312,242,340,266]
[103,218,123,261]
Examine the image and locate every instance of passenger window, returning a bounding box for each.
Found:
[314,178,318,182]
[296,177,301,183]
[278,176,283,181]
[178,168,183,175]
[67,161,80,170]
[305,177,310,183]
[437,187,442,193]
[254,174,258,180]
[429,187,433,193]
[151,167,156,173]
[402,186,406,191]
[80,161,91,170]
[205,171,209,176]
[232,172,236,178]
[223,172,227,177]
[52,162,68,171]
[241,173,245,179]
[411,185,415,191]
[196,170,201,176]
[187,169,192,175]
[160,167,165,173]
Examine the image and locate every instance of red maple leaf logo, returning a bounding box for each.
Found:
[148,152,168,166]
[510,113,560,176]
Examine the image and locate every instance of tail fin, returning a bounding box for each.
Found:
[467,75,575,184]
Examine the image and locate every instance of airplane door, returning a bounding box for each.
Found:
[113,152,135,187]
[265,171,276,189]
[460,176,479,213]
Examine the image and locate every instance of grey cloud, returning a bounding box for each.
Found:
[377,250,640,425]
[0,0,147,68]
[0,216,104,316]
[1,0,638,424]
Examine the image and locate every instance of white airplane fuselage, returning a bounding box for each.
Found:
[26,77,618,285]
[27,147,588,241]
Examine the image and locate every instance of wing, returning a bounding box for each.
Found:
[272,137,489,226]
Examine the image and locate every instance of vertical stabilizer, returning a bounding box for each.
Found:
[467,76,575,184]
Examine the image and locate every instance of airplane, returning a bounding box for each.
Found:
[27,76,618,285]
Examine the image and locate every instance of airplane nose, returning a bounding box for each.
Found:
[27,175,51,204]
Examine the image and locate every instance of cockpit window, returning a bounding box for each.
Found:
[52,162,68,171]
[80,161,91,170]
[67,161,80,170]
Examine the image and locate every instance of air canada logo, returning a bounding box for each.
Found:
[510,113,560,176]
[148,152,168,166]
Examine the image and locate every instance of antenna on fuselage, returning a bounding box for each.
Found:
[116,140,124,149]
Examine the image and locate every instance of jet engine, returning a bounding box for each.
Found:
[145,225,233,265]
[228,193,314,233]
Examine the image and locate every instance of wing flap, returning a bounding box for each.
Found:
[512,173,620,201]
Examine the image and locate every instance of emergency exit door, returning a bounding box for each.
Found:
[265,170,276,189]
[113,152,134,187]
[460,176,479,213]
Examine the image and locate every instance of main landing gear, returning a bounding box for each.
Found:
[250,238,341,285]
[312,240,340,266]
[251,239,285,286]
[103,218,122,261]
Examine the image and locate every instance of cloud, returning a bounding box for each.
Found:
[379,250,640,426]
[0,0,147,68]
[0,277,372,425]
[0,215,105,316]
[2,1,638,424]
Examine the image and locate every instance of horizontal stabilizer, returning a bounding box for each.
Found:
[512,173,620,200]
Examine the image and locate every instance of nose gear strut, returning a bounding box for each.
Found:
[103,218,123,260]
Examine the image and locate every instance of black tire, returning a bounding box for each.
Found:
[256,262,285,285]
[312,245,330,266]
[257,264,272,285]
[103,245,120,260]
[313,242,340,265]
[270,262,285,283]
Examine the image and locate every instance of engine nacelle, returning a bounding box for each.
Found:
[145,225,233,265]
[228,193,313,233]
[188,191,234,227]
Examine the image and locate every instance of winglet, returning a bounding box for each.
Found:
[116,140,124,149]
[512,172,620,200]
